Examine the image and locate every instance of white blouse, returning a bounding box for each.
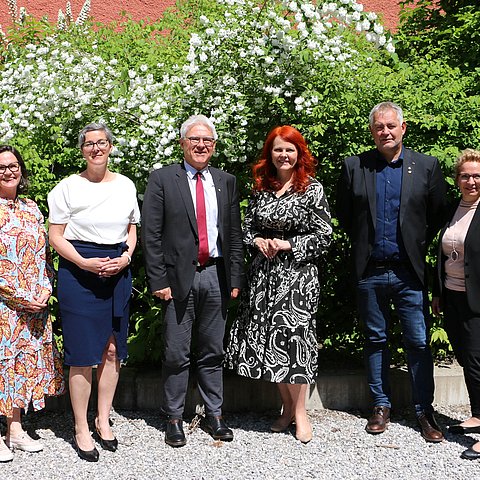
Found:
[48,173,140,244]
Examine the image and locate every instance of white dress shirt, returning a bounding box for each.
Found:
[184,161,221,258]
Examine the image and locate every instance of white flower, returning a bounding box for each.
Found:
[199,15,209,25]
[288,1,298,12]
[386,41,395,54]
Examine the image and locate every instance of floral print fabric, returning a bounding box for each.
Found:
[0,197,64,416]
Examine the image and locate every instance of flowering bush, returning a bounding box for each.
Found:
[1,0,478,365]
[0,0,394,189]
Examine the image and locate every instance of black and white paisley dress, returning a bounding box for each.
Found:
[226,178,332,384]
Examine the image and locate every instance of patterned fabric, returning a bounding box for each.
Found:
[0,197,64,416]
[226,178,332,384]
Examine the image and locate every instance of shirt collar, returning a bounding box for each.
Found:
[376,146,404,167]
[184,160,209,179]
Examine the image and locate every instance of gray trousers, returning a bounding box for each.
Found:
[161,263,229,418]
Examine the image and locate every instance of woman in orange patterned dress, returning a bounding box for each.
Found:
[0,145,64,463]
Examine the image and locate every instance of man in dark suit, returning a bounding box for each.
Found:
[141,114,244,447]
[336,102,447,442]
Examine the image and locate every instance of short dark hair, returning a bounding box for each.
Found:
[78,123,114,148]
[0,145,29,193]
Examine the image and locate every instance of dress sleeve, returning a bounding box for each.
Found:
[289,181,332,262]
[242,192,262,248]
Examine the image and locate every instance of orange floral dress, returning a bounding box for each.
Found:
[0,197,64,416]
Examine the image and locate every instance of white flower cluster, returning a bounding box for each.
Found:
[0,0,395,175]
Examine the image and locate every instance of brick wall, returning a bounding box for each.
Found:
[0,0,401,30]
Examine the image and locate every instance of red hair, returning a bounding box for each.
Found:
[252,125,316,193]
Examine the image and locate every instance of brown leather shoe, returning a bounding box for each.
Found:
[366,406,390,434]
[417,412,444,443]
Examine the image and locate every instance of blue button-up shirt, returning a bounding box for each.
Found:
[371,149,407,261]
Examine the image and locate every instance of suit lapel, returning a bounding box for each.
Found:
[363,152,377,224]
[175,164,198,235]
[210,167,224,234]
[399,149,415,226]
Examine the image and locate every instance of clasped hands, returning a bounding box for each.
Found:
[82,256,129,277]
[254,236,291,259]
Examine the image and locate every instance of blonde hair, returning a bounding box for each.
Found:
[455,148,480,177]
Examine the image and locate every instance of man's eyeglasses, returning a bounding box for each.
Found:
[0,163,20,174]
[458,173,480,182]
[81,139,111,151]
[186,136,215,147]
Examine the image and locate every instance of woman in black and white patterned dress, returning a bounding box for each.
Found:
[226,125,332,443]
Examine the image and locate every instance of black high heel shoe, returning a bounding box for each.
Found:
[73,433,99,462]
[95,428,118,452]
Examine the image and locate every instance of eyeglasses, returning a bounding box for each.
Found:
[458,173,480,182]
[0,163,20,174]
[81,139,110,151]
[186,136,215,147]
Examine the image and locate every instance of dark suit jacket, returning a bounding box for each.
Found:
[141,163,244,301]
[434,200,480,314]
[336,147,446,286]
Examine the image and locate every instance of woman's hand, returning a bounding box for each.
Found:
[254,237,275,259]
[432,296,443,317]
[23,292,51,313]
[254,237,292,259]
[98,255,130,277]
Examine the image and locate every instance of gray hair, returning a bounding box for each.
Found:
[180,115,218,140]
[369,102,404,127]
[78,123,114,148]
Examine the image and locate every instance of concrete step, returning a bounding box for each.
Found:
[46,364,468,414]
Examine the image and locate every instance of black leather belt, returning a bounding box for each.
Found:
[196,257,222,271]
[370,260,406,269]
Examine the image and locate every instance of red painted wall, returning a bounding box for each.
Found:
[0,0,401,31]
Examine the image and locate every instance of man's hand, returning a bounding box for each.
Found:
[154,287,173,301]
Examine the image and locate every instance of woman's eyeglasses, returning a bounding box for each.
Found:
[0,163,20,174]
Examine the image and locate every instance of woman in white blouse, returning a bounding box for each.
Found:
[432,148,480,460]
[48,123,140,462]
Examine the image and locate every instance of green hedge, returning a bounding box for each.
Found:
[1,0,479,366]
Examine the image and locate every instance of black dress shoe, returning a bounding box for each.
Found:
[95,429,118,452]
[461,446,480,460]
[165,418,187,447]
[202,415,234,441]
[73,434,99,462]
[449,424,480,434]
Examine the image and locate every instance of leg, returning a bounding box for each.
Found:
[391,266,434,415]
[69,366,94,450]
[96,335,120,440]
[6,407,22,437]
[287,384,312,443]
[161,295,194,419]
[195,265,228,417]
[446,290,480,427]
[357,269,392,409]
[271,384,294,432]
[5,407,44,453]
[392,266,442,442]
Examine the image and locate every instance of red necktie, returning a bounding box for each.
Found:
[195,172,209,266]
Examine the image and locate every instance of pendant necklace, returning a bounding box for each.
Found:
[450,224,459,262]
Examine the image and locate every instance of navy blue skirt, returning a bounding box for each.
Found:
[58,241,132,366]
